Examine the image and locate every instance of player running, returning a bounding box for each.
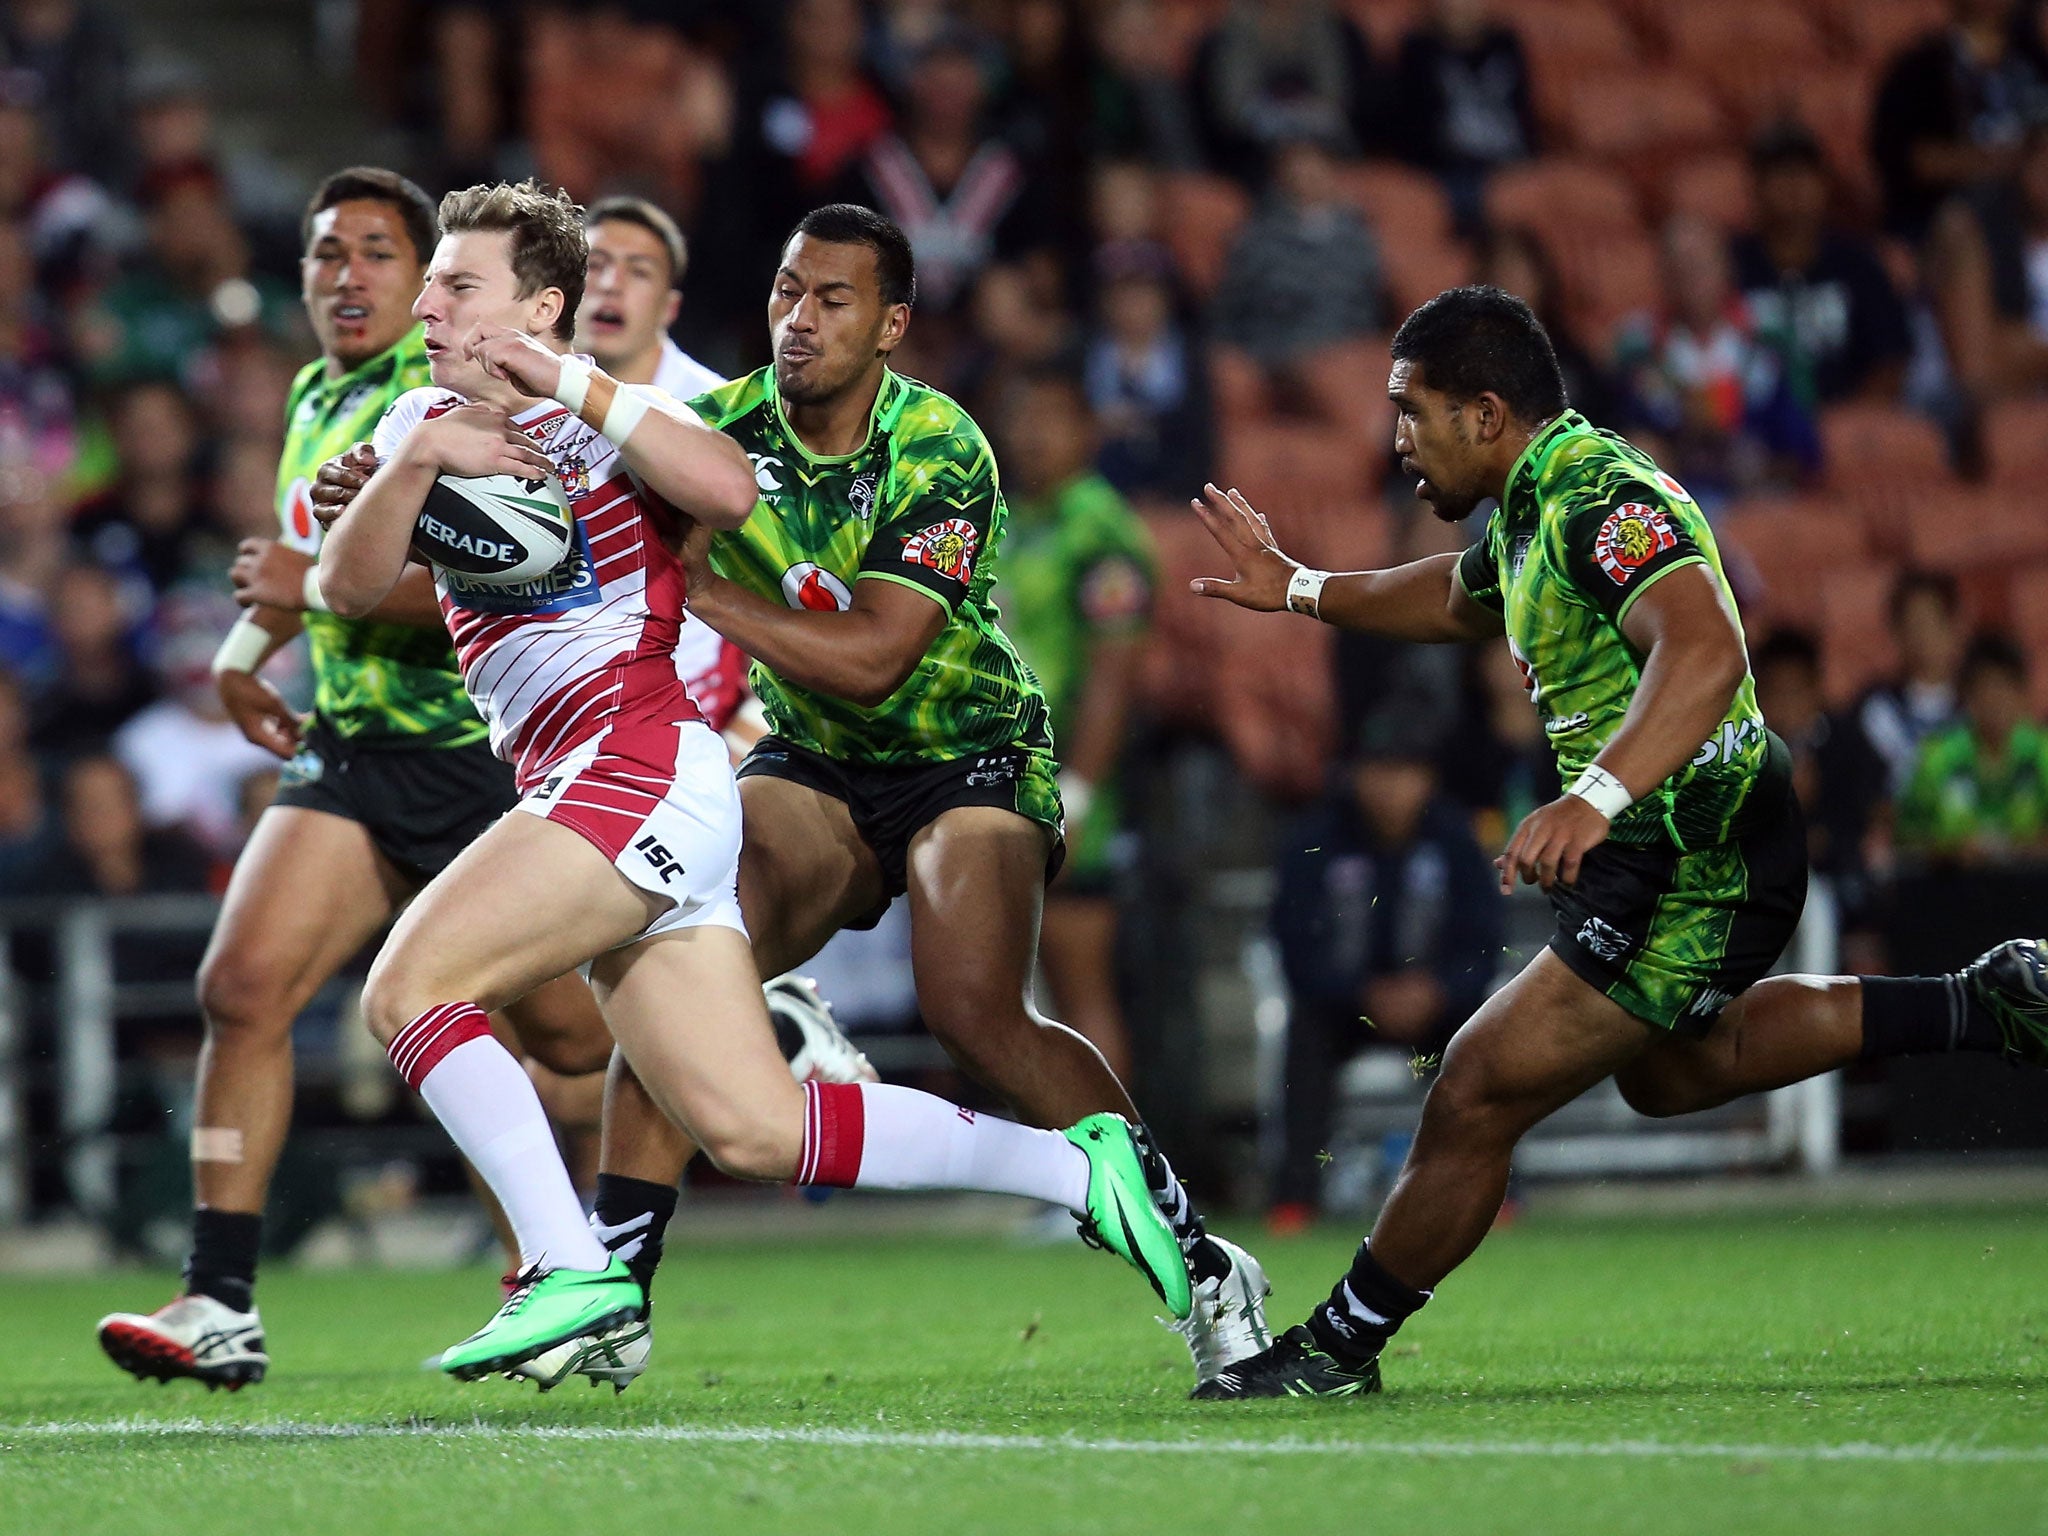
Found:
[581,205,1271,1388]
[1184,284,2048,1399]
[316,180,1191,1379]
[93,168,618,1392]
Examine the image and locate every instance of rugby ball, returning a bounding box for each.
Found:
[415,472,574,585]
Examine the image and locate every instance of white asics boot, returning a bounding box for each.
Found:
[509,1318,650,1393]
[766,974,879,1084]
[1167,1237,1274,1387]
[97,1294,268,1390]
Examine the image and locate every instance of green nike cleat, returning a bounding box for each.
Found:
[1961,938,2048,1066]
[1064,1113,1194,1320]
[439,1257,643,1381]
[1189,1325,1384,1400]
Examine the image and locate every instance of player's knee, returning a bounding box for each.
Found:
[511,1018,611,1077]
[1614,1067,1696,1120]
[920,989,1030,1074]
[1418,1054,1522,1147]
[195,951,293,1039]
[359,959,435,1049]
[693,1114,798,1183]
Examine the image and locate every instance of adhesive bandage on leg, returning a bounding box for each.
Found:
[190,1127,246,1163]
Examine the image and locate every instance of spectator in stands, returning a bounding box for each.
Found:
[0,85,120,287]
[1437,635,1559,851]
[1269,721,1501,1228]
[1613,213,1818,503]
[0,215,77,489]
[1190,0,1377,186]
[1089,0,1203,167]
[957,261,1079,408]
[110,589,276,861]
[1209,131,1384,445]
[46,753,210,897]
[1474,225,1617,427]
[70,378,208,600]
[72,160,294,389]
[0,0,133,185]
[1898,632,2048,863]
[1734,120,1912,407]
[1925,121,2048,420]
[995,369,1157,1083]
[1873,0,2048,243]
[1752,629,1889,921]
[1085,242,1210,500]
[27,561,153,756]
[839,26,1049,316]
[1860,569,1966,796]
[0,666,60,892]
[1335,510,1464,770]
[0,465,63,686]
[1391,0,1534,231]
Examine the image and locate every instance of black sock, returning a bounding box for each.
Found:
[592,1174,679,1300]
[1856,975,2004,1061]
[1306,1241,1431,1365]
[1135,1126,1230,1284]
[184,1209,262,1313]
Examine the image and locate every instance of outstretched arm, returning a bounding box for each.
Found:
[1189,484,1501,643]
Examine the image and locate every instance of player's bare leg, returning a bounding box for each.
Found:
[1035,891,1133,1083]
[1614,976,1864,1118]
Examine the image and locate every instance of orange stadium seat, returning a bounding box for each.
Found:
[1160,174,1249,301]
[1903,490,2048,572]
[1213,610,1337,800]
[1983,400,2048,487]
[2008,566,2048,713]
[1816,0,1946,63]
[1147,0,1229,79]
[1552,231,1662,348]
[1665,3,1831,125]
[1513,1,1644,135]
[1817,560,1901,704]
[1483,159,1642,248]
[1719,499,1873,622]
[1820,404,1952,490]
[1555,68,1732,163]
[1333,161,1453,246]
[1340,0,1423,56]
[1217,422,1379,526]
[1662,153,1755,228]
[1380,233,1476,320]
[1789,67,1883,209]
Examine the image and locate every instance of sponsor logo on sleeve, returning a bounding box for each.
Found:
[1593,503,1678,585]
[779,562,853,612]
[900,518,980,582]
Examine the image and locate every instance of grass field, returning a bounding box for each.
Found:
[3,1204,2046,1535]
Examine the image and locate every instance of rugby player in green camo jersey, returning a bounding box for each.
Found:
[587,204,1272,1386]
[95,168,614,1391]
[1187,284,2048,1401]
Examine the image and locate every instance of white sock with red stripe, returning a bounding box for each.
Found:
[387,1003,610,1273]
[797,1082,1090,1211]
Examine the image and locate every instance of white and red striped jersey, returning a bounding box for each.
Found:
[370,377,704,789]
[651,340,751,735]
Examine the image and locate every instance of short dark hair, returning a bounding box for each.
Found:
[302,166,437,267]
[1889,568,1960,627]
[1389,284,1568,422]
[1753,628,1821,674]
[1961,631,2029,688]
[438,179,587,342]
[788,204,917,308]
[1749,118,1825,174]
[586,195,688,288]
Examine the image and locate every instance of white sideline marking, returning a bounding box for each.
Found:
[2,1419,2045,1465]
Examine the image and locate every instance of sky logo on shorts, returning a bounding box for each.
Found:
[443,520,600,615]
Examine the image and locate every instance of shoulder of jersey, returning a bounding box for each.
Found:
[885,376,990,461]
[689,368,771,430]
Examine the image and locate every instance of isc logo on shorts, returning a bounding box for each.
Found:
[444,522,600,615]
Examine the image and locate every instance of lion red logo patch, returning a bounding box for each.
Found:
[900,518,980,582]
[1593,504,1677,585]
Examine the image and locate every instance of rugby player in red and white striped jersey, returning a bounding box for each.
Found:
[315,180,1192,1379]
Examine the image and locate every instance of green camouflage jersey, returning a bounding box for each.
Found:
[1898,720,2048,855]
[275,328,486,749]
[690,367,1051,765]
[1455,411,1770,851]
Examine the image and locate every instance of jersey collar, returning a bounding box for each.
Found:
[1501,409,1587,514]
[771,367,905,467]
[311,324,426,403]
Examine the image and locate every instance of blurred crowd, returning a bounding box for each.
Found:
[3,0,2048,1214]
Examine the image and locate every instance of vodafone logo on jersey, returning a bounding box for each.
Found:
[280,476,321,553]
[781,562,853,612]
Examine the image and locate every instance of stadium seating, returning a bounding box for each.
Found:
[1662,153,1754,229]
[1483,159,1642,250]
[1160,173,1249,300]
[1554,68,1729,165]
[1816,560,1900,703]
[1983,400,2048,488]
[1720,499,1873,624]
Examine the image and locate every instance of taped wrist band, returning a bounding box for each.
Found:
[210,615,271,677]
[1286,566,1330,619]
[1566,764,1635,821]
[602,385,653,447]
[554,354,592,414]
[301,567,331,613]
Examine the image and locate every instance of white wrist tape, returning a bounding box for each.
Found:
[601,384,654,447]
[554,354,592,414]
[210,614,271,677]
[1286,566,1331,619]
[1566,764,1635,822]
[301,567,331,613]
